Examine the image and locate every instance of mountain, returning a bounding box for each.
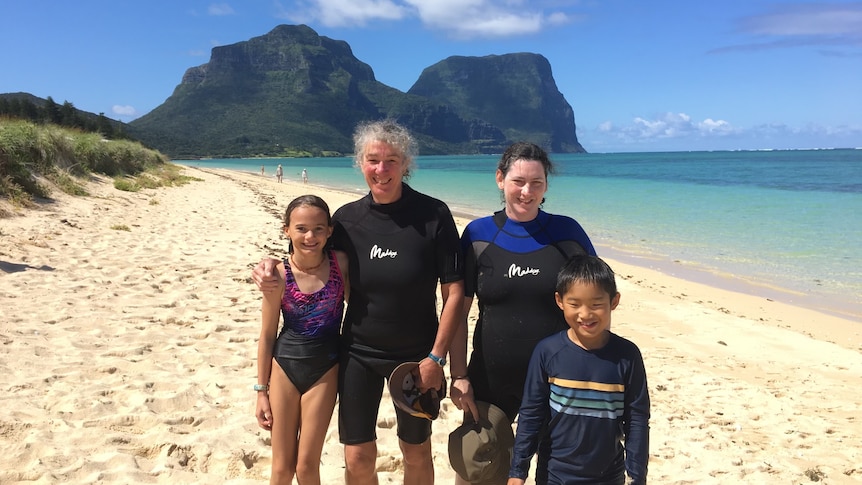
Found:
[122,24,585,157]
[408,54,584,153]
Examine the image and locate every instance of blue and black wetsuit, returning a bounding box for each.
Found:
[462,209,596,420]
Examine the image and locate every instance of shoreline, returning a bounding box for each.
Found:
[2,165,860,484]
[596,244,862,323]
[225,165,862,325]
[214,168,862,349]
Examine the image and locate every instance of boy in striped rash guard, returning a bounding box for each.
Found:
[508,255,650,485]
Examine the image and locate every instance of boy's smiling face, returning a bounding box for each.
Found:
[555,281,620,350]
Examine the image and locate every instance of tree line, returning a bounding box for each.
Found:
[0,95,130,140]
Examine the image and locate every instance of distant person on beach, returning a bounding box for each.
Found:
[508,255,650,485]
[254,119,464,485]
[255,195,350,484]
[261,165,265,176]
[301,168,308,184]
[448,142,596,485]
[276,164,283,183]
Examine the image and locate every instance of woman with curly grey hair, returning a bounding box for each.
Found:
[255,119,464,485]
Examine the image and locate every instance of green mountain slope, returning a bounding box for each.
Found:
[125,24,584,157]
[408,53,584,153]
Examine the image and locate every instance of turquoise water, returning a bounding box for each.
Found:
[178,149,862,319]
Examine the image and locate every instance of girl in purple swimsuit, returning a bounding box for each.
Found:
[255,195,350,485]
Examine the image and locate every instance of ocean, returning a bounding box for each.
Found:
[177,149,862,320]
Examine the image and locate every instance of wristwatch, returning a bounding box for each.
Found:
[428,352,446,367]
[253,384,269,392]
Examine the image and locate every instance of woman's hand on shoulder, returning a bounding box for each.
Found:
[252,258,282,292]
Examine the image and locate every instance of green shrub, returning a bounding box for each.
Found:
[47,168,88,196]
[0,173,35,206]
[113,178,140,192]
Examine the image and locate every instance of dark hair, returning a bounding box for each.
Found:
[556,255,617,297]
[497,142,555,178]
[353,119,418,179]
[283,195,332,253]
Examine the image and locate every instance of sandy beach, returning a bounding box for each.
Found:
[2,166,861,484]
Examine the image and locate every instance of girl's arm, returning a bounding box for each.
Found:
[335,250,350,302]
[255,262,285,430]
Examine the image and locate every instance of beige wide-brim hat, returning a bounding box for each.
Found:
[448,401,515,484]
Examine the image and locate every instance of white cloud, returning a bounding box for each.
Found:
[450,13,545,38]
[546,11,571,26]
[596,112,739,142]
[112,105,137,117]
[208,3,235,16]
[714,4,862,54]
[277,0,409,27]
[277,0,574,37]
[584,113,861,151]
[625,112,710,139]
[741,3,862,36]
[699,118,734,134]
[407,0,572,38]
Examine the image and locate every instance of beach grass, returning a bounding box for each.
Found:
[0,118,199,210]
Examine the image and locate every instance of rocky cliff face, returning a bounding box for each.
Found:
[129,25,584,158]
[409,53,584,153]
[182,25,376,90]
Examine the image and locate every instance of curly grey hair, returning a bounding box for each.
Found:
[353,119,418,179]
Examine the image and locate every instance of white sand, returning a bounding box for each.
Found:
[1,166,860,484]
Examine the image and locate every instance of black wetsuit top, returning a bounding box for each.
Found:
[332,184,463,364]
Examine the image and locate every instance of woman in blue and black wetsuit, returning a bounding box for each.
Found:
[448,142,596,485]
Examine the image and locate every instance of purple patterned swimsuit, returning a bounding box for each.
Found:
[273,250,344,393]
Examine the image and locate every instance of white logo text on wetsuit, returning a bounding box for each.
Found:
[370,244,398,260]
[506,263,540,278]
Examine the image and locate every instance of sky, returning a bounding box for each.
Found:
[2,1,861,153]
